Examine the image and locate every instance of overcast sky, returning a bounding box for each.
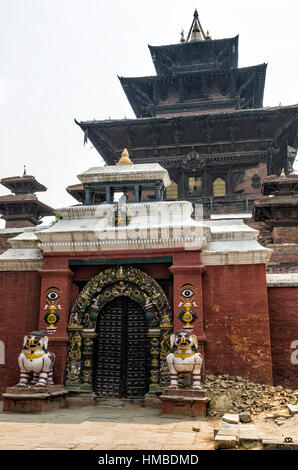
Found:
[0,0,297,227]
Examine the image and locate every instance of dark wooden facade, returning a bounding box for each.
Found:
[0,175,54,227]
[76,11,298,216]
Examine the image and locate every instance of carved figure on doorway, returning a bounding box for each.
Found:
[15,331,55,387]
[178,283,198,327]
[166,329,202,390]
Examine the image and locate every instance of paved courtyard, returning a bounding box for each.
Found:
[0,401,221,450]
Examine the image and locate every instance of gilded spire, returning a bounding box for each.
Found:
[117,148,133,165]
[23,165,27,177]
[191,19,203,41]
[186,9,207,42]
[180,29,185,43]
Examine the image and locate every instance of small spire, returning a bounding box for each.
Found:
[117,148,133,165]
[180,29,185,43]
[23,165,27,177]
[186,8,206,42]
[281,168,286,177]
[191,19,203,41]
[205,30,212,40]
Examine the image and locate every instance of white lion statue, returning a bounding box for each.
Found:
[15,331,55,387]
[166,329,203,390]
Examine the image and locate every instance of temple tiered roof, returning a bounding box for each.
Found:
[0,171,54,227]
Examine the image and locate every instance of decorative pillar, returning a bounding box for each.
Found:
[105,185,111,204]
[148,329,160,393]
[38,268,74,385]
[80,332,97,393]
[84,184,92,205]
[169,252,206,358]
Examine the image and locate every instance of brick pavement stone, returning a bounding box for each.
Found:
[214,435,237,450]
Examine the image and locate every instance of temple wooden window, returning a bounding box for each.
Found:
[213,178,226,197]
[140,186,156,202]
[188,176,202,196]
[111,187,135,203]
[92,191,106,204]
[165,181,178,200]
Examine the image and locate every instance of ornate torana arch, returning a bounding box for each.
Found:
[66,265,173,394]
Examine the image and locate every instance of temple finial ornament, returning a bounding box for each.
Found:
[117,148,133,165]
[180,29,185,43]
[23,165,27,177]
[186,8,206,42]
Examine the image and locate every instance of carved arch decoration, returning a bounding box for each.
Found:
[66,265,173,393]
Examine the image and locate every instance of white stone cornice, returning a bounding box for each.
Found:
[77,163,171,187]
[201,219,273,265]
[0,232,43,271]
[266,273,298,287]
[36,200,208,253]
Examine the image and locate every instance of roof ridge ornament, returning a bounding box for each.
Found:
[116,148,133,165]
[186,9,207,42]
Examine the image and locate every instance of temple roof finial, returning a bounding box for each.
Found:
[186,8,206,42]
[23,165,27,177]
[180,29,185,43]
[117,148,133,165]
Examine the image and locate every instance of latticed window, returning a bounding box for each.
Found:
[213,178,226,196]
[166,181,178,199]
[188,176,202,196]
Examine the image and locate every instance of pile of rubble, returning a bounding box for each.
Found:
[203,374,298,416]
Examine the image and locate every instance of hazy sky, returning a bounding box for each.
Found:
[0,0,297,227]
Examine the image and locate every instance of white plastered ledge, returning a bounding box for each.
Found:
[266,273,298,287]
[201,219,272,265]
[0,232,43,271]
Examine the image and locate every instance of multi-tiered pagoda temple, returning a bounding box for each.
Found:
[76,9,298,216]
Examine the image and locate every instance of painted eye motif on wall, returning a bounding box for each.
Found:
[181,288,194,298]
[47,291,60,301]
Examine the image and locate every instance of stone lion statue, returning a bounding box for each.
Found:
[166,329,203,390]
[15,331,55,387]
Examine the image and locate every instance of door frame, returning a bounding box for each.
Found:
[65,265,173,395]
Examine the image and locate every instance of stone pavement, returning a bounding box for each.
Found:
[0,401,221,450]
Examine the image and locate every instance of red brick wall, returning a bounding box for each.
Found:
[5,221,35,228]
[235,163,267,196]
[273,227,298,244]
[0,237,10,255]
[0,271,41,394]
[266,244,298,273]
[0,232,20,255]
[202,264,273,384]
[268,287,298,389]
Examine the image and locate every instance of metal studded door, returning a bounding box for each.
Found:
[94,296,150,399]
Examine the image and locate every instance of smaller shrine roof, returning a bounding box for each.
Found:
[261,174,298,195]
[77,162,171,187]
[0,175,47,194]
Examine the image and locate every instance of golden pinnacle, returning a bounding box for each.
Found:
[117,148,133,165]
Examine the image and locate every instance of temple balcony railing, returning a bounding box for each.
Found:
[167,192,262,216]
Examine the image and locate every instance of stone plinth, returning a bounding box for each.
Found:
[2,385,68,413]
[160,388,210,417]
